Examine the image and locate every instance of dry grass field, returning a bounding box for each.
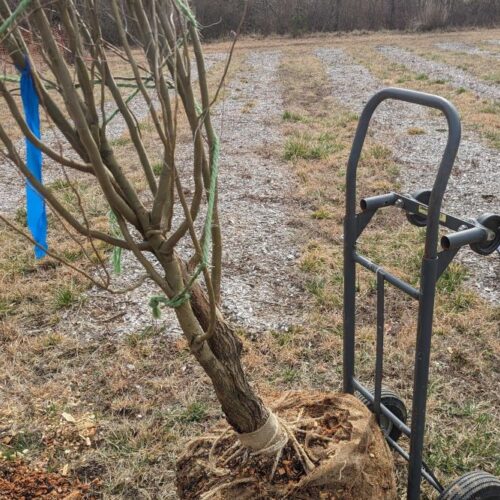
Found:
[0,29,499,498]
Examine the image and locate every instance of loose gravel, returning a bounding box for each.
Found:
[55,50,306,339]
[379,45,500,101]
[317,47,499,303]
[215,51,304,333]
[435,41,500,59]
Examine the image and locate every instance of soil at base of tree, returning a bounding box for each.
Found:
[176,391,397,499]
[0,460,97,499]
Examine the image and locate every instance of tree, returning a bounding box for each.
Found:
[0,0,274,437]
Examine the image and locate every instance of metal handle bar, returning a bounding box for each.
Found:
[345,88,461,260]
[360,192,398,211]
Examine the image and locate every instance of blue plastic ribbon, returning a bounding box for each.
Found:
[20,60,47,259]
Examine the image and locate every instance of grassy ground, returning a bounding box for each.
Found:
[0,29,499,499]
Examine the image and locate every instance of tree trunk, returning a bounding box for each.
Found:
[160,254,269,435]
[389,0,397,29]
[194,292,270,434]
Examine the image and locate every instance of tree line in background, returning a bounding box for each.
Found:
[23,0,496,45]
[5,0,499,45]
[191,0,500,38]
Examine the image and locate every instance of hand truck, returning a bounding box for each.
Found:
[343,88,500,499]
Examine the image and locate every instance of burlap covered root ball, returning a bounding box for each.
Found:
[176,391,397,499]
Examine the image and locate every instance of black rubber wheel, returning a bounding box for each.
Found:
[357,388,407,442]
[470,214,500,256]
[406,189,432,227]
[439,471,500,500]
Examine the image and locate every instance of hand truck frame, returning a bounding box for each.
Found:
[343,88,500,499]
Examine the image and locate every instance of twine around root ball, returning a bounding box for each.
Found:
[198,410,338,500]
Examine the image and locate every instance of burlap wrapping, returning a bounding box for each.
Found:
[237,411,288,454]
[177,392,397,499]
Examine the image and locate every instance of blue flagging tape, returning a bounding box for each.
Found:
[20,59,47,259]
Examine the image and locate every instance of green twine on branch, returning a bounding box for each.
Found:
[146,0,214,318]
[108,211,123,274]
[174,0,199,29]
[150,132,220,317]
[149,291,191,318]
[0,0,33,38]
[104,86,141,126]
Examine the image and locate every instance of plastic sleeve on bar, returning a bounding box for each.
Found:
[441,226,491,250]
[360,192,398,211]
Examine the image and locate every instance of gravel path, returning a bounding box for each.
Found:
[0,54,224,215]
[435,42,500,59]
[317,47,499,303]
[215,51,304,333]
[379,45,500,101]
[435,41,500,60]
[56,50,305,339]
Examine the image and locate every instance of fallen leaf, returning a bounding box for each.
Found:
[78,421,95,431]
[62,413,76,423]
[63,492,82,500]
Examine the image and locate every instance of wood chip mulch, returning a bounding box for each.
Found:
[0,460,98,499]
